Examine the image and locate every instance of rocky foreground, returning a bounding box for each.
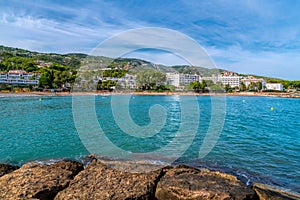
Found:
[0,156,299,200]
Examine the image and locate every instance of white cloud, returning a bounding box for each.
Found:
[0,10,144,53]
[206,45,300,80]
[0,0,299,79]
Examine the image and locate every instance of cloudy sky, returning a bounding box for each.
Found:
[0,0,299,80]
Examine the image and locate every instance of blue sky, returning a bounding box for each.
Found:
[0,0,299,80]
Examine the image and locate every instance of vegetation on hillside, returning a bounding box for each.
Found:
[136,70,168,91]
[0,45,299,92]
[171,65,222,77]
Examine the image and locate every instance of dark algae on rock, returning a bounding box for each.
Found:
[0,163,19,177]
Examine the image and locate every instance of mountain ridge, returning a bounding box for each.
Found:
[0,45,290,80]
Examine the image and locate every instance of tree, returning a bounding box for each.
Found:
[189,80,207,93]
[200,80,207,92]
[190,81,201,92]
[38,69,54,88]
[224,84,231,93]
[0,83,7,89]
[136,70,166,90]
[240,82,246,91]
[258,82,262,91]
[23,61,38,72]
[97,80,117,91]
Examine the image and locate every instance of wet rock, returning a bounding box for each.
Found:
[0,163,19,177]
[155,165,258,200]
[253,183,300,200]
[0,160,83,200]
[55,159,163,200]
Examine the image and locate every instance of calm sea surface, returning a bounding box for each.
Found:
[0,95,299,192]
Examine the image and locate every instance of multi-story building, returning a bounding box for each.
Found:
[202,72,242,88]
[241,76,266,90]
[166,73,180,87]
[265,83,283,91]
[217,71,242,88]
[0,72,7,79]
[218,76,242,88]
[166,72,200,87]
[0,70,40,85]
[94,73,137,89]
[180,74,200,86]
[114,74,137,89]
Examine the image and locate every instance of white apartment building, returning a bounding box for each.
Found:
[166,73,180,87]
[218,76,242,88]
[202,72,242,88]
[265,83,283,91]
[179,74,200,86]
[0,70,40,85]
[166,72,200,87]
[215,71,241,88]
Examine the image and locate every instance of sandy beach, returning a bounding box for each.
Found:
[1,91,299,98]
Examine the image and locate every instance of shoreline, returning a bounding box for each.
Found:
[1,91,300,98]
[1,156,299,199]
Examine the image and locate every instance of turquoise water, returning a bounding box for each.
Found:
[0,95,299,192]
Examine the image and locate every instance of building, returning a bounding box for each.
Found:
[217,71,242,88]
[115,74,137,89]
[202,71,242,88]
[0,70,40,85]
[166,73,180,87]
[202,76,218,84]
[265,83,283,91]
[241,76,266,90]
[179,74,200,86]
[218,76,242,88]
[93,73,137,89]
[0,72,7,79]
[166,72,200,87]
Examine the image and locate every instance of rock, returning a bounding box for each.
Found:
[155,165,258,200]
[55,159,163,200]
[0,163,19,177]
[253,183,300,200]
[0,160,83,200]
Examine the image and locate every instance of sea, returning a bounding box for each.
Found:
[0,95,299,193]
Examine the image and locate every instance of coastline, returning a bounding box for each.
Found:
[1,91,300,98]
[1,156,300,199]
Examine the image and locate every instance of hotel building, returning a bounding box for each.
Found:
[166,73,200,87]
[0,70,40,85]
[265,83,283,91]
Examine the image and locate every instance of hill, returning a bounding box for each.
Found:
[1,45,298,90]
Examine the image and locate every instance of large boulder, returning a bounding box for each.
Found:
[0,160,83,200]
[0,163,19,177]
[253,183,300,200]
[155,165,258,200]
[55,159,163,200]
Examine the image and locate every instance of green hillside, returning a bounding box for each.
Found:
[0,45,299,90]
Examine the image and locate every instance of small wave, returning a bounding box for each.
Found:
[34,159,64,165]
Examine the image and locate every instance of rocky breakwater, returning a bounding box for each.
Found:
[0,156,299,200]
[0,160,83,200]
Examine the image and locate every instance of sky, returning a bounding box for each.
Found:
[0,0,299,80]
